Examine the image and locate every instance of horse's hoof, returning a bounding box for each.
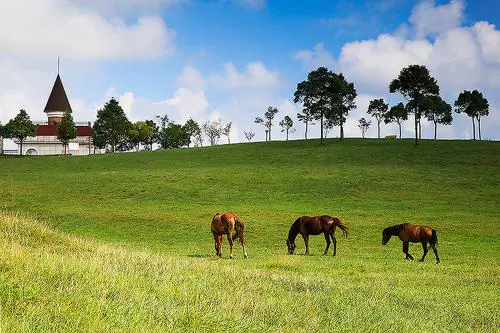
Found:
[436,261,440,264]
[419,259,424,262]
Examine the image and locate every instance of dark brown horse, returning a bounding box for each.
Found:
[211,211,248,259]
[286,215,348,256]
[382,223,440,263]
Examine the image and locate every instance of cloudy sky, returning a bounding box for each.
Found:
[1,0,499,148]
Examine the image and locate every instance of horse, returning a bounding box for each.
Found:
[382,223,440,263]
[286,215,348,256]
[211,211,248,259]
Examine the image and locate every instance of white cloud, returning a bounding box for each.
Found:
[0,0,175,61]
[175,66,205,90]
[294,43,337,70]
[409,0,464,38]
[473,22,500,64]
[208,62,280,90]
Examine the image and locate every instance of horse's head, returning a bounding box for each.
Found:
[286,238,296,255]
[382,229,391,245]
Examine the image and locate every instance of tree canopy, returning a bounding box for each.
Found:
[255,106,279,141]
[454,90,489,140]
[367,98,388,139]
[92,98,132,153]
[384,103,409,139]
[279,115,294,141]
[56,111,77,155]
[3,109,37,156]
[389,64,440,145]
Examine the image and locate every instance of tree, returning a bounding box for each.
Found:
[294,67,330,144]
[128,121,153,151]
[422,96,452,140]
[358,118,371,138]
[325,73,357,141]
[3,109,37,156]
[279,116,295,141]
[156,115,191,149]
[389,64,440,145]
[294,67,356,143]
[384,103,409,139]
[184,119,202,147]
[56,111,76,155]
[92,98,132,153]
[202,119,223,146]
[367,98,388,139]
[454,90,489,140]
[143,119,159,150]
[297,108,314,140]
[222,122,232,144]
[255,106,279,141]
[244,130,255,142]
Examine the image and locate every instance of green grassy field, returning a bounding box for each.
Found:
[0,139,499,332]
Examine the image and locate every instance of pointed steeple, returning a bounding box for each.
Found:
[44,74,72,124]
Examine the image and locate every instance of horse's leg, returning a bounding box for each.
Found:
[331,234,337,256]
[430,243,440,264]
[403,241,413,260]
[302,234,309,255]
[213,233,219,257]
[227,233,234,259]
[419,242,428,262]
[323,233,331,256]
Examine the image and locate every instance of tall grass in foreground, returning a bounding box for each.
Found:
[0,211,498,332]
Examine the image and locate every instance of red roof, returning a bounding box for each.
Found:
[44,75,72,113]
[37,125,92,137]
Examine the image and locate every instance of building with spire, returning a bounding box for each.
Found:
[18,74,94,156]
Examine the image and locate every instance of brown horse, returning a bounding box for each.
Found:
[382,223,440,263]
[286,215,348,256]
[211,211,248,259]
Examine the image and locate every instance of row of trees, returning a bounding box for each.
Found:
[92,98,233,152]
[253,64,489,145]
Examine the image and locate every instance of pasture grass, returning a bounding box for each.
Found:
[0,138,499,332]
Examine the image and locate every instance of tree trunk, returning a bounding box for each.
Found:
[434,121,437,140]
[320,112,324,144]
[269,127,272,141]
[305,122,308,140]
[414,114,418,145]
[228,136,230,144]
[418,119,421,140]
[398,122,402,139]
[286,129,289,141]
[478,116,482,140]
[20,140,23,156]
[340,123,344,140]
[472,117,476,140]
[112,142,116,153]
[377,121,380,139]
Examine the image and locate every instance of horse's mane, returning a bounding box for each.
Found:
[383,224,406,236]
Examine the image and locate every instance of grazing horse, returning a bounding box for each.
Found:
[286,215,348,256]
[211,212,248,259]
[382,223,440,263]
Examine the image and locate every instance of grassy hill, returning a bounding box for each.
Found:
[0,139,499,332]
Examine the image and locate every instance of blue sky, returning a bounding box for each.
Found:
[1,0,499,148]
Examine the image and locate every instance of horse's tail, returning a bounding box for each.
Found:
[332,217,348,238]
[431,229,438,249]
[233,217,245,246]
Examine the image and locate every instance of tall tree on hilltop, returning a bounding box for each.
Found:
[255,106,279,141]
[367,98,388,139]
[294,67,330,144]
[294,67,356,143]
[56,110,76,155]
[384,103,409,139]
[222,122,232,144]
[454,90,489,140]
[422,96,453,140]
[279,115,295,141]
[93,98,132,153]
[297,108,314,140]
[3,109,37,156]
[389,64,440,145]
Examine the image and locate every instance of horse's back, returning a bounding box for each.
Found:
[401,223,434,242]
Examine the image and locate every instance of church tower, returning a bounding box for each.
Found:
[44,74,72,125]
